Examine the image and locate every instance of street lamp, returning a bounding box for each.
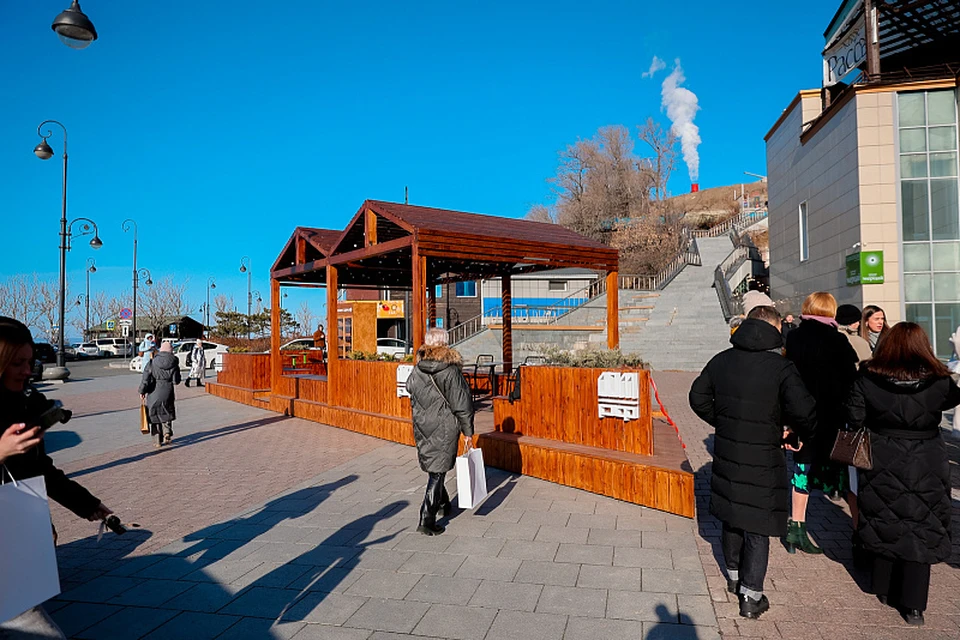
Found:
[206,277,216,332]
[122,219,155,349]
[239,256,252,339]
[35,120,104,375]
[79,258,95,339]
[51,0,98,49]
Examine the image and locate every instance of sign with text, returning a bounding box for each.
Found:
[823,15,866,87]
[846,250,884,285]
[377,300,404,319]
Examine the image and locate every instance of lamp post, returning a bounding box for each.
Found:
[206,277,216,332]
[80,258,95,339]
[239,256,252,339]
[51,0,98,49]
[34,120,104,375]
[122,219,152,349]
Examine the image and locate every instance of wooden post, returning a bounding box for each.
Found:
[428,282,437,328]
[607,270,619,350]
[295,236,306,264]
[411,245,425,353]
[501,273,513,375]
[326,264,338,404]
[864,0,881,77]
[365,209,378,247]
[270,278,281,394]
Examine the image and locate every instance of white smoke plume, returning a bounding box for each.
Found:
[641,56,666,78]
[660,59,701,183]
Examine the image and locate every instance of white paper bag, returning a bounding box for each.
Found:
[456,447,488,509]
[0,475,61,623]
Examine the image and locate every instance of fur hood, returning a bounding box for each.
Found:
[416,345,463,374]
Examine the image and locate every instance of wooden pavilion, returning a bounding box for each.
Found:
[209,201,694,517]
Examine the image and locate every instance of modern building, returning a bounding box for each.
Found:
[481,268,599,324]
[766,0,960,356]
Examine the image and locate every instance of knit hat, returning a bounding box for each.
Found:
[741,290,774,316]
[836,304,862,326]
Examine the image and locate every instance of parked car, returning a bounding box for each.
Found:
[377,338,410,358]
[171,341,228,371]
[280,338,319,351]
[68,342,100,358]
[94,338,133,357]
[33,342,57,364]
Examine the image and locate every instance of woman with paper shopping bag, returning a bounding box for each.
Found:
[0,317,113,635]
[406,328,475,536]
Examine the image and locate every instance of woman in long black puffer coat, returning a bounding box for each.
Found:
[844,322,959,627]
[784,292,858,554]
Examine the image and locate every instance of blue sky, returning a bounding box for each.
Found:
[1,0,832,334]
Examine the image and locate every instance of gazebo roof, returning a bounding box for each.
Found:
[272,200,618,289]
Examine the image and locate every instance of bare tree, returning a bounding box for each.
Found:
[0,274,62,342]
[214,293,234,315]
[525,204,557,224]
[140,276,188,334]
[638,117,678,205]
[295,301,315,338]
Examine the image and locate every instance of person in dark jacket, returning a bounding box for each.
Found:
[405,327,474,536]
[690,306,816,620]
[0,317,113,638]
[784,292,858,554]
[139,341,182,447]
[844,322,959,627]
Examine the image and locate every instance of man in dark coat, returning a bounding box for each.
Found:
[406,328,474,536]
[139,341,181,447]
[689,306,816,620]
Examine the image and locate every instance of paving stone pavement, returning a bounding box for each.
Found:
[654,370,960,640]
[38,373,722,639]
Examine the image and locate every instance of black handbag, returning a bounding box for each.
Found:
[830,427,873,470]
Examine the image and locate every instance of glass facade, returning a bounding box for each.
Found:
[900,89,960,357]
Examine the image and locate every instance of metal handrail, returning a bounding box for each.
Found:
[692,209,767,238]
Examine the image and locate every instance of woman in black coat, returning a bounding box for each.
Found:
[0,317,112,637]
[844,322,959,627]
[139,341,181,447]
[406,328,474,536]
[784,292,858,554]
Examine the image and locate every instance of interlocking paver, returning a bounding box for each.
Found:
[342,598,430,633]
[468,579,543,612]
[554,543,613,565]
[397,551,467,577]
[606,590,677,622]
[412,604,497,640]
[404,575,481,606]
[143,611,240,639]
[345,570,423,599]
[216,617,306,639]
[534,585,606,618]
[483,610,567,640]
[513,560,581,587]
[287,624,372,639]
[576,564,643,591]
[453,556,521,581]
[563,616,642,640]
[75,606,178,640]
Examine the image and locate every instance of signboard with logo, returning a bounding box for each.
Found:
[377,300,404,319]
[823,15,867,86]
[846,250,884,285]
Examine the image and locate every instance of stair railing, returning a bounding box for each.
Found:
[692,208,767,239]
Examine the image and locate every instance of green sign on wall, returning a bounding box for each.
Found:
[846,251,884,286]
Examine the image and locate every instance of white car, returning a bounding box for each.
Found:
[94,338,133,357]
[280,338,320,351]
[377,338,410,358]
[172,341,228,371]
[70,342,101,357]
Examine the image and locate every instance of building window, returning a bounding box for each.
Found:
[798,201,809,262]
[899,89,960,357]
[547,280,567,292]
[434,285,442,298]
[456,281,477,297]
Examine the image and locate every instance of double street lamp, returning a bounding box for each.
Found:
[123,219,154,348]
[75,258,96,340]
[239,256,252,339]
[34,120,102,373]
[206,277,217,331]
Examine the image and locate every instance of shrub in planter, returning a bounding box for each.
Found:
[537,347,646,369]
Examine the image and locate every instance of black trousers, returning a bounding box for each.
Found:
[420,472,450,524]
[721,522,770,593]
[871,555,931,611]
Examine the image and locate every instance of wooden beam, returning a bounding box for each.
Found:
[365,209,378,247]
[864,0,881,76]
[296,236,306,264]
[326,264,339,406]
[270,278,281,396]
[606,270,619,350]
[272,259,325,279]
[328,236,413,266]
[412,244,425,354]
[501,273,513,376]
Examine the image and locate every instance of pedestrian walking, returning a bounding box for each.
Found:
[690,306,816,619]
[139,341,181,448]
[405,327,474,536]
[138,333,157,366]
[844,322,959,627]
[184,339,206,387]
[784,292,858,554]
[0,317,114,639]
[860,305,889,352]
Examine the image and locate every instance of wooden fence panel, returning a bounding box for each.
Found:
[495,367,652,456]
[332,360,412,419]
[218,353,271,389]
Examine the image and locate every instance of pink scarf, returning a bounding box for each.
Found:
[801,314,838,328]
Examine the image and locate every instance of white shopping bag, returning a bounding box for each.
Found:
[0,474,61,623]
[456,447,488,509]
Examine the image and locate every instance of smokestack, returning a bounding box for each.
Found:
[691,183,699,193]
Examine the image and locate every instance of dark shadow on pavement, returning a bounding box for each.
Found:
[67,416,291,479]
[49,475,364,639]
[43,429,83,454]
[644,603,702,639]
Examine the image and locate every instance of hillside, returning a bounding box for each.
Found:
[664,180,768,227]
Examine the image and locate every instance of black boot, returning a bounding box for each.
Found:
[437,484,452,519]
[184,379,191,387]
[198,380,205,387]
[739,594,770,619]
[902,609,924,626]
[418,473,446,536]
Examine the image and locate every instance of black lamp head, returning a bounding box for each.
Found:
[52,0,98,49]
[89,235,103,249]
[34,140,54,160]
